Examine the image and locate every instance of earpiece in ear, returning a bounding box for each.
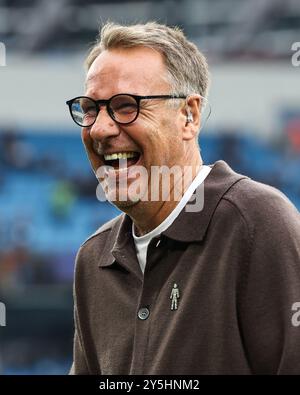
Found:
[186,111,194,123]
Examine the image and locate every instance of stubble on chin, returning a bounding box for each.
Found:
[112,198,140,210]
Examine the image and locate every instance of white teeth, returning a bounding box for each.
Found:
[104,152,138,161]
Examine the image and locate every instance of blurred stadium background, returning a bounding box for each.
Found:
[0,0,299,374]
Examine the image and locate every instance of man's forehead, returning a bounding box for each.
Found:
[85,48,167,92]
[85,68,145,86]
[84,69,156,95]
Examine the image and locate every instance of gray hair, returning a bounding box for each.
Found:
[85,22,210,99]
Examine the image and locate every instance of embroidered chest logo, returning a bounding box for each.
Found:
[170,283,180,310]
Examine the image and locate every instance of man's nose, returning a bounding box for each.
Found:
[89,109,120,142]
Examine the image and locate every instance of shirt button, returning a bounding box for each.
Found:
[138,307,150,320]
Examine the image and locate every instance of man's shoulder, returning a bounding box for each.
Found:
[206,161,298,225]
[225,176,294,208]
[221,175,299,229]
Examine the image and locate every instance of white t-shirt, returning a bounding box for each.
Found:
[132,165,212,273]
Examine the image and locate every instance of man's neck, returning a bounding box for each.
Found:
[132,200,179,236]
[128,157,202,236]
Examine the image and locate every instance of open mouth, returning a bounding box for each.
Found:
[103,151,141,169]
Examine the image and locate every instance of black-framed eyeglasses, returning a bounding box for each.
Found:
[66,93,187,127]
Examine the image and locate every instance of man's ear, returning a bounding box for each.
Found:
[180,95,201,141]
